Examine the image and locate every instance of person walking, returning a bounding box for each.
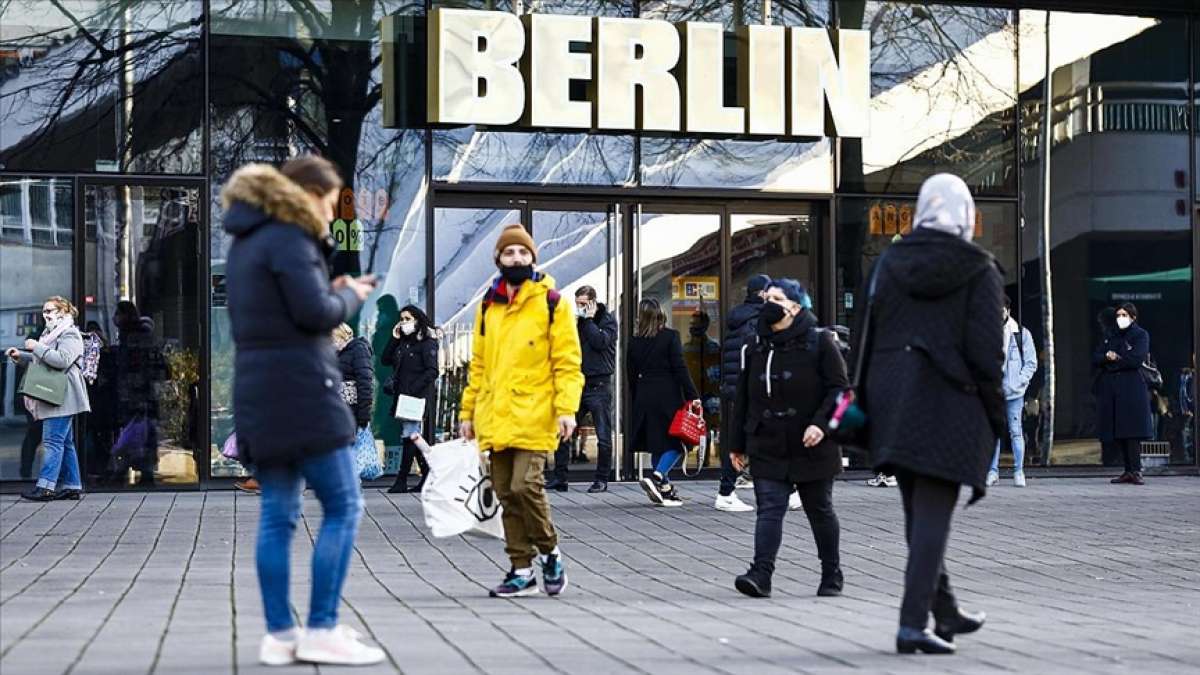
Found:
[1095,303,1154,485]
[334,323,375,481]
[382,305,439,493]
[715,274,772,512]
[458,223,583,598]
[729,279,849,598]
[222,157,384,666]
[987,296,1037,487]
[628,297,701,508]
[857,174,1003,655]
[7,296,90,501]
[547,286,618,493]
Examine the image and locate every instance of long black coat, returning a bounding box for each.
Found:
[382,332,439,419]
[337,337,374,428]
[1093,324,1153,441]
[858,229,1005,494]
[628,328,700,457]
[731,312,849,483]
[720,296,765,400]
[222,164,362,467]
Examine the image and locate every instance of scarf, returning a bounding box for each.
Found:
[913,173,976,243]
[39,315,75,348]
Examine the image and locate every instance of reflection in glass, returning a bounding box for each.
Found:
[640,0,829,29]
[641,138,833,192]
[636,211,722,467]
[1019,11,1192,466]
[433,129,635,186]
[0,1,204,173]
[837,2,1017,196]
[0,178,72,481]
[83,184,201,487]
[730,212,814,306]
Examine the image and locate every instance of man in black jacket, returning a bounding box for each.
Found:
[547,286,618,493]
[714,274,772,512]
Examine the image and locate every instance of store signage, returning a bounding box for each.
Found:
[426,8,869,138]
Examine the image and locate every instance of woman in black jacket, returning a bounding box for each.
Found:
[382,305,439,493]
[1094,303,1153,485]
[858,174,1003,655]
[222,157,384,665]
[333,323,374,431]
[730,279,849,598]
[628,298,700,507]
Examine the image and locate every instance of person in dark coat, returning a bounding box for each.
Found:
[729,279,849,598]
[547,286,618,493]
[627,298,700,507]
[382,305,439,493]
[333,323,374,429]
[1094,302,1153,485]
[856,174,1004,656]
[222,157,385,665]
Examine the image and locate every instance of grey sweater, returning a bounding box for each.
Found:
[17,326,92,420]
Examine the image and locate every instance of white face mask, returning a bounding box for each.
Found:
[399,321,416,335]
[1116,316,1133,330]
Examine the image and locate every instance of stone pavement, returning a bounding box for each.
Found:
[1,477,1198,675]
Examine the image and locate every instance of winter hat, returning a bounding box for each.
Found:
[914,173,976,242]
[768,278,811,309]
[746,274,772,294]
[494,224,537,263]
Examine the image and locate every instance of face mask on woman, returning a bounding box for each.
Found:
[399,321,416,336]
[1116,316,1133,331]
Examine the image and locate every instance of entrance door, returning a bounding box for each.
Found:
[80,180,204,489]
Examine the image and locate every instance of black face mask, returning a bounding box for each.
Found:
[758,301,787,328]
[500,264,534,285]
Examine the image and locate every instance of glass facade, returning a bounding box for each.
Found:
[0,0,1196,488]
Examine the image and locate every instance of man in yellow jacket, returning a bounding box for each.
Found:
[459,223,583,598]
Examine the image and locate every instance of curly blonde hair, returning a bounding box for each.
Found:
[331,323,354,344]
[45,296,78,319]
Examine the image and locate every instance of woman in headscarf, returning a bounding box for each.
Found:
[855,174,1005,654]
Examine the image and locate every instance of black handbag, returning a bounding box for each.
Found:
[1140,354,1164,391]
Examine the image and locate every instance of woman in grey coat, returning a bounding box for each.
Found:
[5,296,92,501]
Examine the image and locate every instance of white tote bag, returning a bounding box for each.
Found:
[419,438,505,540]
[393,395,426,421]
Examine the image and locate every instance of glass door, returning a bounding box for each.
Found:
[80,180,203,489]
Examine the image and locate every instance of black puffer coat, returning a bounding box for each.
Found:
[337,337,374,429]
[720,295,765,400]
[222,164,362,466]
[858,229,1005,495]
[731,311,849,483]
[628,328,700,457]
[382,332,439,414]
[1092,324,1153,442]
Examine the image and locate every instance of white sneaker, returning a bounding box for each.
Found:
[714,493,754,512]
[296,625,386,666]
[259,633,298,666]
[883,474,898,487]
[1013,472,1027,488]
[985,471,999,487]
[788,491,803,511]
[735,474,754,490]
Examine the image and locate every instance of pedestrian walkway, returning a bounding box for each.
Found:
[2,477,1198,674]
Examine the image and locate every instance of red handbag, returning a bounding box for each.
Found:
[668,401,707,446]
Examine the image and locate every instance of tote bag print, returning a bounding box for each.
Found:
[420,438,505,539]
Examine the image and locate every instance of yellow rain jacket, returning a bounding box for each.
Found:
[459,272,584,452]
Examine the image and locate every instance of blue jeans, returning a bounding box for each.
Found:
[36,416,82,491]
[256,446,363,632]
[990,398,1026,474]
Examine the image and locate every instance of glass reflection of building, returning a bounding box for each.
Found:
[0,0,1196,489]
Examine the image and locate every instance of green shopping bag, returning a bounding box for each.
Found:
[18,359,68,407]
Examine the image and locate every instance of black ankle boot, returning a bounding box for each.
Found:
[934,608,986,643]
[896,627,956,655]
[735,566,772,598]
[817,564,843,597]
[388,474,410,494]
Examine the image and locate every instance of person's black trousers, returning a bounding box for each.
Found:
[896,470,961,629]
[751,477,840,575]
[1120,438,1143,474]
[396,437,429,488]
[552,379,613,482]
[717,409,739,496]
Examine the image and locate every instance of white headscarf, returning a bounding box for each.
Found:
[913,173,976,243]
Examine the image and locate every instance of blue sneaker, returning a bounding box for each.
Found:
[541,553,568,596]
[489,570,538,598]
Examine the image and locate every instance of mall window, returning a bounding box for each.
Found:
[835,1,1018,196]
[1018,10,1193,467]
[0,1,204,174]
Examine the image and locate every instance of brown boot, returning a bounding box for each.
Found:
[234,477,261,494]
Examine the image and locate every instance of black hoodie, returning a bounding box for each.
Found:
[857,228,1006,497]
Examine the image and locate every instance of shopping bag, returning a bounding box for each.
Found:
[393,395,426,421]
[418,437,505,540]
[221,433,239,460]
[354,428,382,480]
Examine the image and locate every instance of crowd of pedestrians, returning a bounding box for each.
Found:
[15,158,1184,667]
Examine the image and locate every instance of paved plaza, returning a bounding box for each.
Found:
[1,477,1198,674]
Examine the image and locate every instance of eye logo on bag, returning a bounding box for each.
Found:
[455,471,500,523]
